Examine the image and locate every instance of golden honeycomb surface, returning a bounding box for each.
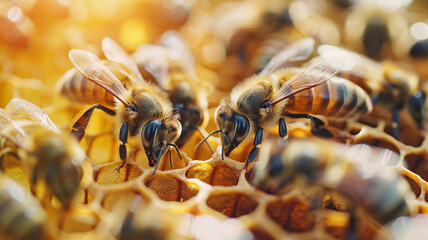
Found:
[2,0,428,240]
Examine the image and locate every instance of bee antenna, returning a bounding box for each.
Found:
[152,153,163,175]
[194,129,221,151]
[167,143,182,159]
[222,134,225,160]
[168,149,173,169]
[195,127,214,153]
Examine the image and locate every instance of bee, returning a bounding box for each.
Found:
[0,98,84,207]
[199,37,372,166]
[0,173,47,240]
[63,47,182,174]
[343,1,409,58]
[317,45,420,139]
[131,30,209,149]
[250,137,415,227]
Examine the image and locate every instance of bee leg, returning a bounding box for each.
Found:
[71,104,115,141]
[245,127,263,169]
[169,149,173,169]
[278,118,288,141]
[309,116,333,138]
[345,210,358,240]
[116,122,129,173]
[286,113,333,138]
[391,109,401,140]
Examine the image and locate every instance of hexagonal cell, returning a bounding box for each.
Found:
[401,171,422,198]
[404,153,428,182]
[71,188,95,206]
[266,197,314,232]
[60,207,99,233]
[94,162,143,185]
[206,191,258,218]
[145,175,199,202]
[87,133,116,165]
[353,137,400,155]
[384,125,424,147]
[102,191,144,211]
[186,163,239,186]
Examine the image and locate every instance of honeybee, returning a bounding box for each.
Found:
[201,37,372,166]
[250,137,415,226]
[0,173,47,240]
[0,98,84,207]
[317,45,420,138]
[63,48,182,174]
[131,31,209,149]
[344,0,409,58]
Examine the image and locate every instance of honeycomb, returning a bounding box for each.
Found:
[2,0,428,240]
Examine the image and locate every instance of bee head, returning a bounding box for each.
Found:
[141,115,182,169]
[215,104,250,158]
[173,103,203,147]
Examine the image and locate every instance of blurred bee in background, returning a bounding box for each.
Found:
[0,173,47,240]
[228,0,341,77]
[111,30,210,150]
[0,98,84,207]
[115,195,171,240]
[317,45,420,139]
[250,137,416,234]
[198,37,372,167]
[60,48,182,174]
[344,0,410,58]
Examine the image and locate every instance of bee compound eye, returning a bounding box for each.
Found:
[142,120,161,145]
[128,104,138,112]
[234,114,250,142]
[260,100,271,109]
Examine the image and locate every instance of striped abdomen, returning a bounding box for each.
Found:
[57,68,116,107]
[336,72,375,96]
[285,76,372,118]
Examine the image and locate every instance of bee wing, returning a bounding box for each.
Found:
[69,49,130,106]
[269,59,342,106]
[259,37,315,76]
[159,30,198,81]
[101,37,145,83]
[5,98,60,134]
[0,108,27,145]
[346,144,400,178]
[318,45,383,82]
[133,44,170,88]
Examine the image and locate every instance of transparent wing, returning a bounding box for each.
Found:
[5,98,60,134]
[0,108,27,145]
[260,37,315,76]
[69,49,129,106]
[133,44,169,88]
[269,59,342,106]
[159,30,198,80]
[317,45,382,82]
[101,37,144,83]
[346,144,400,178]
